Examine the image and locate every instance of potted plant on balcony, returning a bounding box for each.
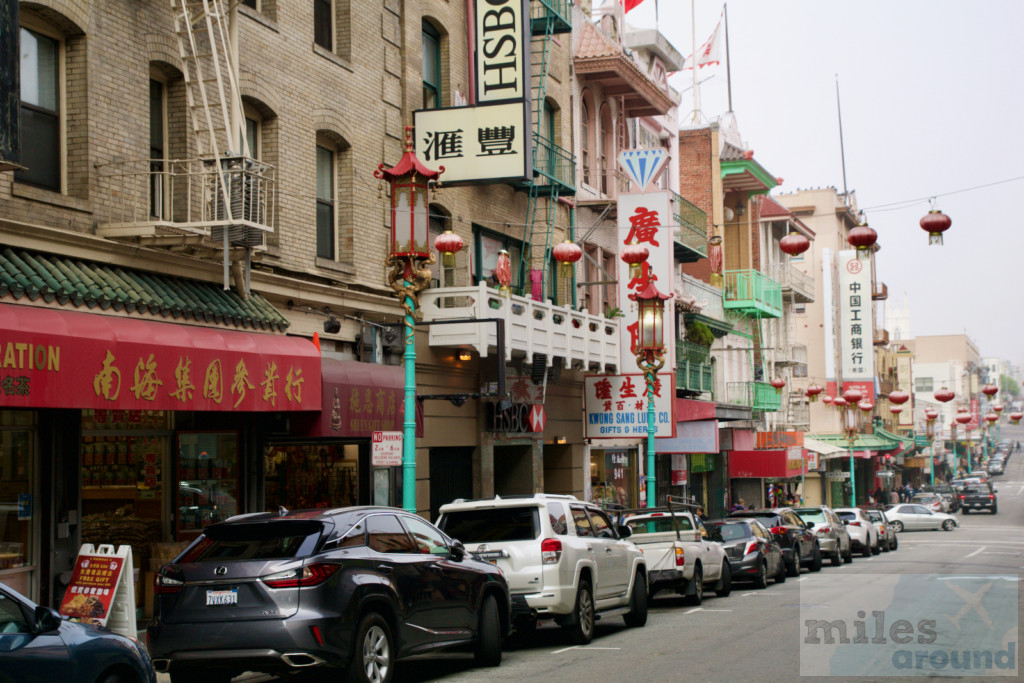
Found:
[684,320,714,361]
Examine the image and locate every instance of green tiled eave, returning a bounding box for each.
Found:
[0,246,290,332]
[809,426,911,452]
[720,159,778,194]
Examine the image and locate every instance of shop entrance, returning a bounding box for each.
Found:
[0,411,37,598]
[494,444,534,497]
[429,447,474,521]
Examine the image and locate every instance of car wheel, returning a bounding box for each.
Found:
[685,566,704,606]
[962,508,971,515]
[563,580,595,645]
[623,571,648,627]
[348,612,394,683]
[715,562,732,598]
[774,557,787,584]
[474,594,502,667]
[830,547,842,566]
[871,538,881,555]
[991,506,997,515]
[891,520,904,532]
[861,539,872,558]
[786,555,801,576]
[809,544,823,572]
[942,519,956,531]
[752,560,768,589]
[881,536,890,552]
[842,543,853,564]
[890,535,898,551]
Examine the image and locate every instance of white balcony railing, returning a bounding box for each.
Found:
[770,262,815,302]
[675,272,726,321]
[420,282,621,370]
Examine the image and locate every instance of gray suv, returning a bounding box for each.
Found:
[148,507,510,683]
[794,506,853,565]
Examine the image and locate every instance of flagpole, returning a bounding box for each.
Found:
[692,0,699,123]
[724,2,733,112]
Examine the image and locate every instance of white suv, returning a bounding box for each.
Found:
[437,494,647,644]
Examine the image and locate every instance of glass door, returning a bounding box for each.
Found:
[0,412,37,598]
[176,432,239,540]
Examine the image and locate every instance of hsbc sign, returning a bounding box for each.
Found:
[486,402,545,435]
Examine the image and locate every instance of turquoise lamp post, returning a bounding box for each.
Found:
[629,280,670,508]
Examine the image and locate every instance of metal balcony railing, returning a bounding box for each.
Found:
[722,270,783,318]
[670,190,708,259]
[420,281,619,370]
[874,328,890,346]
[676,341,714,396]
[770,262,814,302]
[531,0,572,33]
[786,400,810,427]
[872,281,888,301]
[726,381,782,412]
[776,342,808,367]
[532,135,576,194]
[96,156,276,247]
[578,165,634,201]
[676,273,727,322]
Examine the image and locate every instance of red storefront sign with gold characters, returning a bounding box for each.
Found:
[59,553,125,626]
[0,304,320,412]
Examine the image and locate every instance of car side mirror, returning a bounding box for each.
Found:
[842,520,849,525]
[34,606,62,634]
[805,522,815,529]
[617,525,632,538]
[449,539,466,562]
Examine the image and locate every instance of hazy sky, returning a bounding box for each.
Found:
[620,0,1024,369]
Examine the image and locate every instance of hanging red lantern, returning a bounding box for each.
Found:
[982,383,998,401]
[621,240,649,279]
[1010,412,1023,425]
[822,395,834,406]
[993,404,1004,414]
[495,249,512,296]
[955,413,972,425]
[957,406,970,413]
[888,390,909,405]
[920,209,951,246]
[933,388,955,403]
[779,232,810,257]
[925,408,939,422]
[984,413,999,425]
[832,397,848,408]
[434,229,464,269]
[770,377,786,393]
[858,399,874,413]
[805,384,824,402]
[842,387,863,403]
[553,239,583,281]
[847,222,877,256]
[890,405,903,415]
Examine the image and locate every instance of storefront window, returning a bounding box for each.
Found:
[0,423,35,596]
[589,448,637,508]
[264,443,359,511]
[176,432,238,539]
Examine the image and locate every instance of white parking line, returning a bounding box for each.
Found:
[550,646,622,654]
[741,592,760,596]
[685,607,732,613]
[1017,485,1024,496]
[964,547,986,558]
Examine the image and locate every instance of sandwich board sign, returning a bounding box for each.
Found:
[618,149,668,192]
[59,544,136,639]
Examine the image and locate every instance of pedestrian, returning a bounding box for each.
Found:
[730,498,747,513]
[696,506,707,521]
[889,488,899,505]
[873,485,884,505]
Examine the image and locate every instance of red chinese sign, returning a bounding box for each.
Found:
[755,431,805,449]
[303,359,422,438]
[59,554,125,626]
[0,305,320,412]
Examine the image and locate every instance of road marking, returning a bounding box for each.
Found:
[982,551,1022,556]
[685,607,732,613]
[741,592,760,596]
[964,547,985,558]
[1017,485,1024,496]
[551,646,622,654]
[798,577,808,582]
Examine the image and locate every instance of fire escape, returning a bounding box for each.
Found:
[97,0,275,291]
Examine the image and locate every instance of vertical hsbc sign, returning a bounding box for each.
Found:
[616,192,675,375]
[475,0,528,102]
[837,250,874,385]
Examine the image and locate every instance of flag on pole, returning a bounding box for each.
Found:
[683,10,723,70]
[622,0,647,13]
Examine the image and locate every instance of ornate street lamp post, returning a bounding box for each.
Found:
[925,408,939,486]
[629,281,670,508]
[839,387,863,505]
[375,126,443,512]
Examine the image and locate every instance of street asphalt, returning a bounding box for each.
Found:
[157,424,1024,683]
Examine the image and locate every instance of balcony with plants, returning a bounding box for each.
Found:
[677,322,714,397]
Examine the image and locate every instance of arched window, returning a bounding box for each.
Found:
[580,94,591,186]
[599,103,612,194]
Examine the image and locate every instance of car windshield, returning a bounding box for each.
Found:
[795,509,826,525]
[437,506,540,543]
[705,522,748,542]
[912,495,936,502]
[866,511,882,523]
[625,515,693,534]
[179,520,323,563]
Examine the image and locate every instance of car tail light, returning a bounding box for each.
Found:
[769,526,786,536]
[154,574,183,595]
[989,495,994,500]
[743,541,758,557]
[960,495,966,501]
[262,563,340,589]
[675,546,685,566]
[541,538,562,565]
[849,521,861,527]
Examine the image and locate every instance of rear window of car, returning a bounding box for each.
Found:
[437,506,540,543]
[965,486,990,494]
[740,512,781,525]
[625,515,693,535]
[705,522,748,542]
[179,520,323,563]
[795,509,826,525]
[836,511,857,521]
[866,511,882,523]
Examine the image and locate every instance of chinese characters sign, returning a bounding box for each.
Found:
[584,374,676,440]
[414,101,529,184]
[474,0,527,102]
[304,359,418,438]
[59,553,126,626]
[0,304,321,412]
[616,192,675,374]
[837,250,875,384]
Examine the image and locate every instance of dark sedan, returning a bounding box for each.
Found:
[727,507,821,576]
[0,582,155,683]
[148,506,510,683]
[705,519,785,588]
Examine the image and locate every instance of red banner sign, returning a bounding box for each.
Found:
[755,431,805,449]
[0,305,320,412]
[58,553,125,626]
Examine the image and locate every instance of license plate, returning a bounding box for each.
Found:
[476,551,504,564]
[206,589,238,606]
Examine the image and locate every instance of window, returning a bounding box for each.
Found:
[580,97,591,185]
[547,503,568,536]
[915,377,933,392]
[316,145,335,259]
[18,27,60,191]
[428,206,448,287]
[599,104,611,194]
[422,21,441,109]
[314,0,333,51]
[149,79,167,218]
[242,0,257,7]
[793,302,806,315]
[474,226,523,292]
[586,509,616,539]
[243,115,260,160]
[400,516,449,555]
[0,593,30,634]
[437,507,540,542]
[571,506,594,537]
[366,514,416,553]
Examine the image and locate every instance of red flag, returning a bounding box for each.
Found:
[623,0,646,13]
[312,332,321,353]
[684,11,724,70]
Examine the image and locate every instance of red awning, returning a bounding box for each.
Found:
[0,304,320,411]
[675,398,716,422]
[297,359,422,438]
[729,450,805,479]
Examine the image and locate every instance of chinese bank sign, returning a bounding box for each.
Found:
[837,250,874,383]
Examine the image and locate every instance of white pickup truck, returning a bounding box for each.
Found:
[620,500,731,605]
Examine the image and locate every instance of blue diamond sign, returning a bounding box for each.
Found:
[618,149,668,192]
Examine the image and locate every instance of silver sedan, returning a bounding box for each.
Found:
[883,503,958,532]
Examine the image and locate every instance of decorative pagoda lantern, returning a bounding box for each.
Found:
[805,384,824,402]
[780,232,810,257]
[553,239,583,282]
[888,390,909,405]
[770,378,786,394]
[630,281,671,364]
[495,250,512,296]
[920,208,952,246]
[621,239,649,280]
